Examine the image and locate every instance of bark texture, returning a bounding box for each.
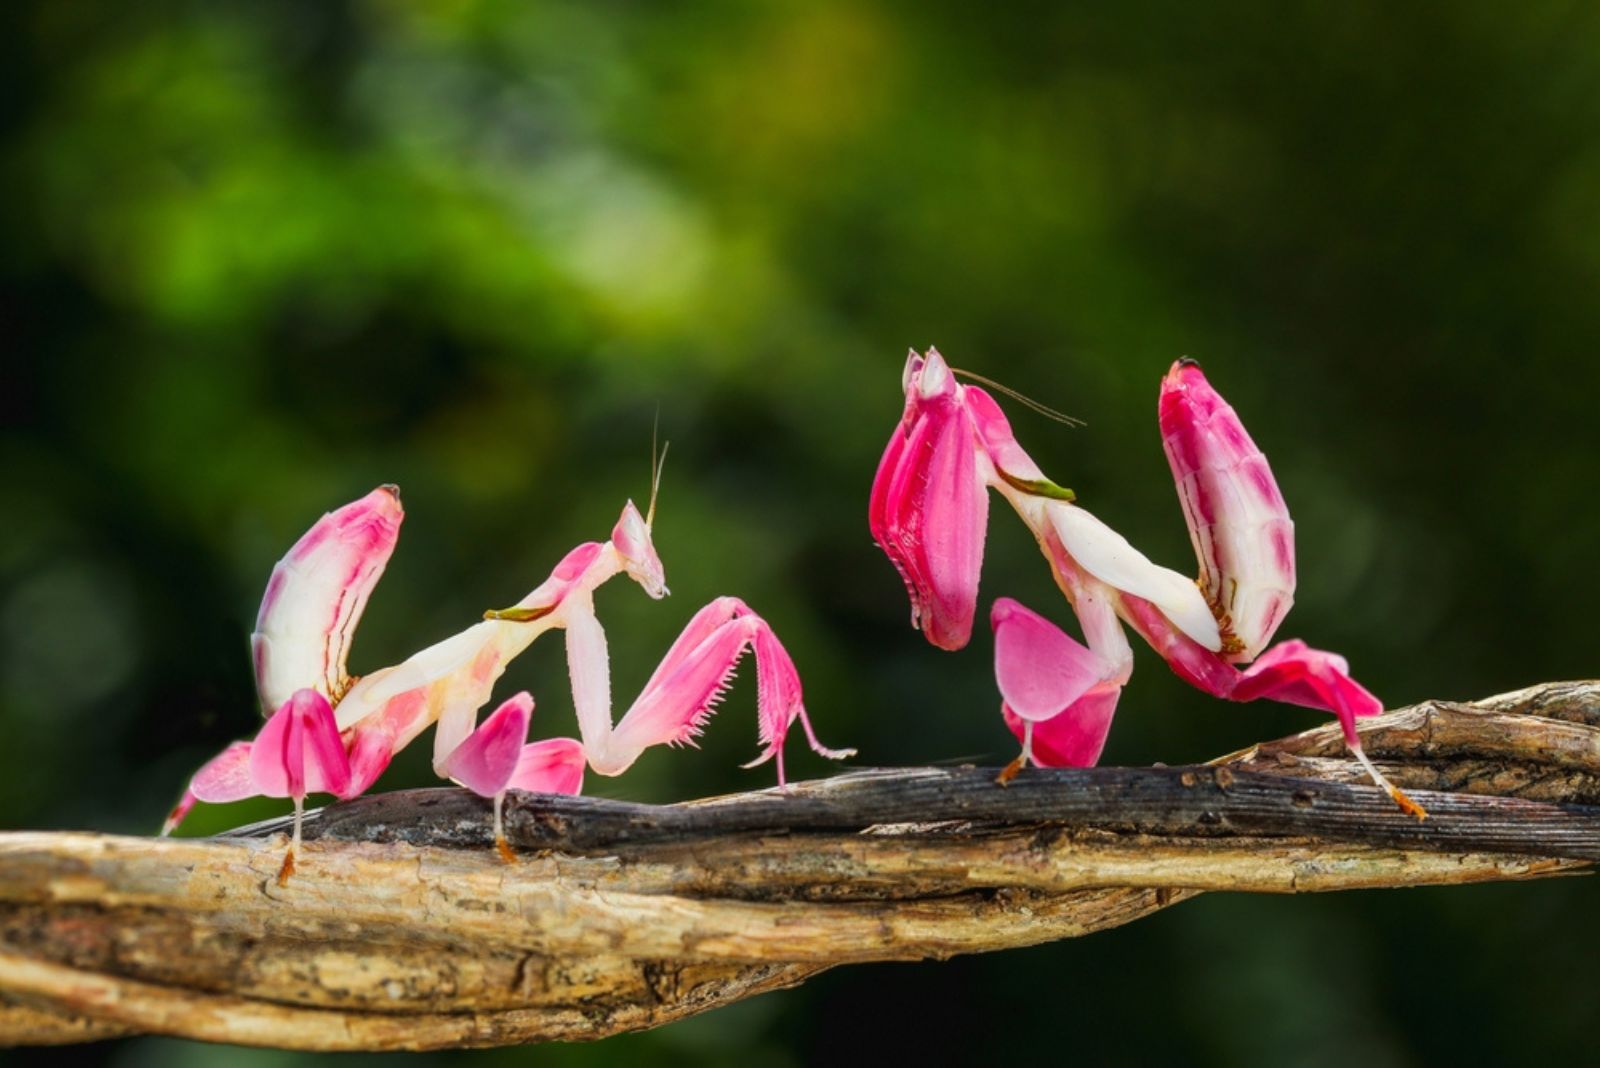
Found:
[1,681,1596,1050]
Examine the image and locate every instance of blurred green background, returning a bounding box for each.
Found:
[3,1,1598,1064]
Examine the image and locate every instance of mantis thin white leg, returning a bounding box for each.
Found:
[997,720,1034,786]
[278,795,305,886]
[493,791,516,864]
[1350,740,1427,821]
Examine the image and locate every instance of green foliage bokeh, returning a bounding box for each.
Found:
[3,2,1597,1064]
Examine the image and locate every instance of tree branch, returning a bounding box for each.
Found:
[1,681,1596,1050]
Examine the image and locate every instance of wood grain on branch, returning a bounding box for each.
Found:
[1,681,1596,1051]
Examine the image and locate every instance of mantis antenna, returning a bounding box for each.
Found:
[950,368,1086,428]
[647,416,669,529]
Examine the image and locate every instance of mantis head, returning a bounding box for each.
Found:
[613,436,670,599]
[612,500,667,599]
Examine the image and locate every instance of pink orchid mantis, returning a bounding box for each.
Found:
[871,349,1423,818]
[168,476,853,872]
[165,489,646,871]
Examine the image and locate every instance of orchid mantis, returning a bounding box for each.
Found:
[167,475,852,877]
[870,349,1423,818]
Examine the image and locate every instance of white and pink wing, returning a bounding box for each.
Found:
[1159,360,1294,661]
[251,486,404,713]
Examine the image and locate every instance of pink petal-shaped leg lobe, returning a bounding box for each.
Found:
[252,486,404,713]
[1119,594,1379,741]
[1002,688,1120,768]
[508,737,587,795]
[437,692,534,798]
[869,350,989,650]
[432,691,545,865]
[162,740,255,835]
[491,734,586,864]
[1159,359,1294,661]
[1230,640,1382,749]
[227,689,353,884]
[991,597,1109,722]
[1232,642,1423,819]
[189,742,258,804]
[163,690,352,836]
[248,689,353,801]
[992,598,1125,770]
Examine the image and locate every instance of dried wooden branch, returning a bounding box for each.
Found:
[1,680,1596,1051]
